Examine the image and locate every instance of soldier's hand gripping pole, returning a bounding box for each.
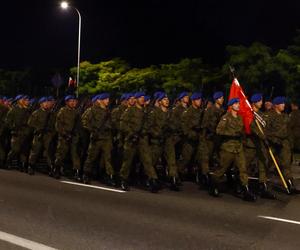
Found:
[254,119,290,194]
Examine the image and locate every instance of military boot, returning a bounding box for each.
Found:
[120,179,130,191]
[53,166,61,179]
[27,164,35,176]
[82,173,91,184]
[287,179,300,194]
[208,174,220,197]
[148,178,159,193]
[74,169,82,182]
[259,183,276,199]
[242,185,256,202]
[106,175,117,187]
[48,164,54,177]
[200,174,209,189]
[19,162,28,173]
[170,176,180,191]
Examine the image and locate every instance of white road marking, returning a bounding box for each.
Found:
[61,181,126,193]
[258,216,300,225]
[0,231,57,250]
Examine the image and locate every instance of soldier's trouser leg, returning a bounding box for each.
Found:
[199,139,214,175]
[71,136,81,171]
[151,143,163,167]
[164,138,178,177]
[212,150,248,186]
[0,137,6,166]
[84,140,101,174]
[98,140,114,176]
[43,133,55,166]
[29,135,43,165]
[138,138,157,179]
[244,147,256,176]
[7,134,24,163]
[178,142,195,174]
[120,141,137,180]
[55,136,69,168]
[280,141,292,180]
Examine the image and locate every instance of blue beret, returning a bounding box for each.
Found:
[134,92,146,99]
[272,96,286,105]
[47,96,55,102]
[65,95,77,102]
[213,91,224,100]
[144,95,151,102]
[126,93,135,100]
[99,93,110,100]
[120,93,128,101]
[39,97,48,104]
[157,93,167,101]
[250,93,263,103]
[91,95,100,103]
[228,98,240,106]
[2,96,7,101]
[154,91,164,100]
[14,95,24,102]
[177,92,189,100]
[190,92,203,101]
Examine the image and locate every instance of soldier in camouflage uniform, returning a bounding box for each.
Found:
[148,92,180,191]
[289,100,300,153]
[54,95,81,179]
[264,96,297,193]
[119,92,159,192]
[168,92,189,180]
[199,91,225,187]
[82,93,115,185]
[0,96,10,168]
[5,95,32,172]
[179,93,203,181]
[27,97,51,175]
[244,94,275,199]
[209,98,256,201]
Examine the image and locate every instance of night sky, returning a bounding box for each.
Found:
[0,0,299,70]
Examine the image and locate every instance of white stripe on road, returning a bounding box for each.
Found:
[61,181,126,193]
[258,216,300,225]
[0,231,57,250]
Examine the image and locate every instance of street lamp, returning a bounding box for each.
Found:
[60,1,81,97]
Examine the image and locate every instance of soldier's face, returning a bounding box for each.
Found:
[216,96,224,105]
[254,100,263,109]
[264,101,272,111]
[67,99,78,108]
[291,104,299,111]
[275,103,285,112]
[128,97,136,106]
[160,98,169,108]
[101,98,110,107]
[40,102,48,110]
[232,102,240,111]
[49,101,55,109]
[192,99,201,108]
[20,99,30,107]
[182,96,189,104]
[137,96,145,106]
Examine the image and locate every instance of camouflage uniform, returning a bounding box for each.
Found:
[211,112,248,186]
[0,104,9,167]
[82,105,114,176]
[199,105,225,174]
[264,110,292,179]
[28,108,50,166]
[55,106,81,171]
[119,106,157,181]
[179,105,203,174]
[289,109,300,152]
[6,105,32,166]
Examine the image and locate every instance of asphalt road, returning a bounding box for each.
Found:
[0,168,300,250]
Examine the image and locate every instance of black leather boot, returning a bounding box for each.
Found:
[53,166,61,179]
[82,173,91,184]
[27,164,35,175]
[106,175,117,187]
[170,177,180,191]
[242,185,256,202]
[120,179,129,191]
[259,183,276,199]
[74,169,82,182]
[208,174,220,197]
[149,178,159,193]
[287,179,300,194]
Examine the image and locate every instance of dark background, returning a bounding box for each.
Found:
[0,0,299,70]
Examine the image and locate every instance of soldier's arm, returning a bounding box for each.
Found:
[182,111,198,140]
[81,108,93,132]
[5,109,15,130]
[27,110,39,130]
[216,115,230,136]
[55,109,67,134]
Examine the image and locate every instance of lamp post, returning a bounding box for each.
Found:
[61,1,81,97]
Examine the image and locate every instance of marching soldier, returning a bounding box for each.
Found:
[119,92,159,192]
[0,96,10,168]
[27,97,51,175]
[54,95,81,179]
[244,94,275,199]
[209,98,256,201]
[5,95,32,172]
[148,92,180,191]
[199,91,225,187]
[264,96,297,193]
[179,93,203,180]
[82,93,116,185]
[289,99,300,153]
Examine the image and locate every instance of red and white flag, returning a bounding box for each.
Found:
[68,77,77,88]
[228,78,253,134]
